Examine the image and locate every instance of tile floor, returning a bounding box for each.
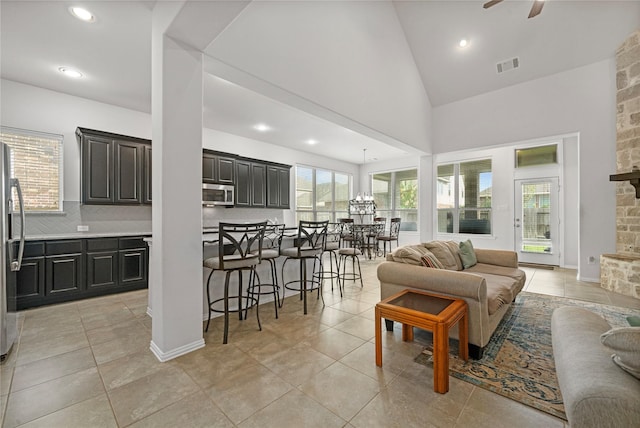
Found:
[2,260,639,428]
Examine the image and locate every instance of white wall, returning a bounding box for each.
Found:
[433,60,617,281]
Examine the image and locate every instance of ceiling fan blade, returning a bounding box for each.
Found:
[483,0,504,9]
[528,0,545,18]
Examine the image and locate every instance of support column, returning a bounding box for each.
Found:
[150,3,204,361]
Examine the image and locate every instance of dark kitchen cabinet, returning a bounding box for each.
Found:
[235,159,266,207]
[77,128,151,206]
[202,151,235,185]
[143,145,152,204]
[86,238,118,290]
[15,241,46,308]
[266,165,291,209]
[15,236,148,310]
[115,140,143,204]
[118,237,147,286]
[45,240,84,297]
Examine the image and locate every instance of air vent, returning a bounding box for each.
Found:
[496,57,520,74]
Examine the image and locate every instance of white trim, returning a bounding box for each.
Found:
[146,306,152,317]
[150,339,205,362]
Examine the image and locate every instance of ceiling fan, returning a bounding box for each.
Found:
[483,0,545,19]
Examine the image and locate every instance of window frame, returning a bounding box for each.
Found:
[0,126,64,213]
[436,158,492,236]
[371,168,418,232]
[295,164,352,223]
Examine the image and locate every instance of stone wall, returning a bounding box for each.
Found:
[601,254,640,298]
[615,30,640,255]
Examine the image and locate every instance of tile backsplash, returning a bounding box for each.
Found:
[16,201,151,237]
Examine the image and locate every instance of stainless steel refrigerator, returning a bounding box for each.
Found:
[0,142,25,361]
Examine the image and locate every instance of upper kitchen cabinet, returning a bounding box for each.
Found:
[202,150,235,185]
[266,165,291,209]
[76,128,151,205]
[235,158,266,208]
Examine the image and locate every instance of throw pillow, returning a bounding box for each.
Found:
[459,239,478,269]
[627,316,640,327]
[600,327,640,379]
[389,245,431,265]
[420,252,444,269]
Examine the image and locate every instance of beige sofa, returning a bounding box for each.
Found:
[377,242,526,359]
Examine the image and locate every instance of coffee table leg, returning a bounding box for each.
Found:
[433,323,449,393]
[401,323,414,341]
[375,306,382,367]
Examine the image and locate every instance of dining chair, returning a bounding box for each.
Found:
[280,220,328,315]
[377,217,401,256]
[203,221,266,344]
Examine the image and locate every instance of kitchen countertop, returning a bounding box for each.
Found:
[23,231,151,241]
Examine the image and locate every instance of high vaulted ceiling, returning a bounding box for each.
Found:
[2,1,639,164]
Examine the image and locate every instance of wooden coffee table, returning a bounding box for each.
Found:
[375,289,468,394]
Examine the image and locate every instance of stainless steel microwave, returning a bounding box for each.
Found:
[202,183,234,206]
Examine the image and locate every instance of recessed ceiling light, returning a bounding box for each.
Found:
[69,7,95,22]
[253,123,271,132]
[58,67,83,78]
[459,39,469,48]
[306,139,318,145]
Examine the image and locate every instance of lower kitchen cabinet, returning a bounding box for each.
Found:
[15,236,149,310]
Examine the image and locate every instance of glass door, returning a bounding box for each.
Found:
[515,178,560,266]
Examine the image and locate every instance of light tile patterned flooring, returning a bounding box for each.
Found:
[2,260,639,427]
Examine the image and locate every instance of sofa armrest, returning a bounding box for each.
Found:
[377,261,487,302]
[474,249,518,268]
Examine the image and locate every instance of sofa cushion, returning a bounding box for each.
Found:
[459,239,477,269]
[601,327,640,379]
[469,272,514,315]
[465,263,526,289]
[424,241,463,271]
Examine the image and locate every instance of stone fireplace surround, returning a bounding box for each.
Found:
[600,30,640,299]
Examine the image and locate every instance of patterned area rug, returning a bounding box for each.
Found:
[414,291,639,420]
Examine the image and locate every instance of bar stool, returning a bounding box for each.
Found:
[280,220,328,315]
[203,221,266,344]
[338,221,364,288]
[246,223,284,318]
[312,222,342,296]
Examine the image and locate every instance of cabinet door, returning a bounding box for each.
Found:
[143,145,152,204]
[278,167,290,208]
[114,141,142,204]
[87,251,118,289]
[235,160,251,207]
[83,136,113,203]
[202,153,217,182]
[266,166,280,208]
[119,248,147,284]
[16,257,45,299]
[251,163,266,207]
[218,156,235,184]
[46,254,84,295]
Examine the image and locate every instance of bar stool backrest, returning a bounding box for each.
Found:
[295,220,328,257]
[263,223,286,251]
[218,222,267,270]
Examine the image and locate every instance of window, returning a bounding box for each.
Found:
[295,166,352,222]
[516,144,557,168]
[0,127,63,212]
[372,169,418,231]
[437,159,491,235]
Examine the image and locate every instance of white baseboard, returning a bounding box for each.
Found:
[150,338,205,362]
